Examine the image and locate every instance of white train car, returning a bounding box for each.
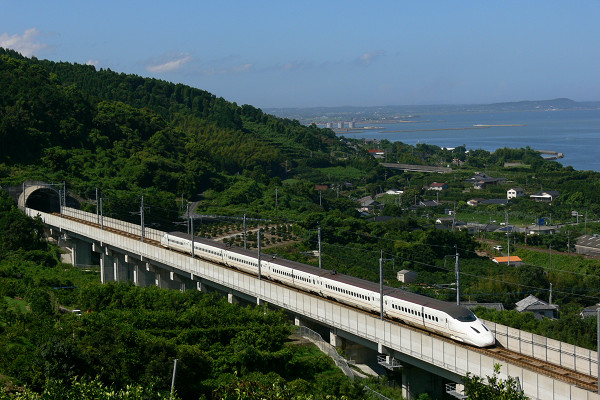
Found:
[160,232,495,347]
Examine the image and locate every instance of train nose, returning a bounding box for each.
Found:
[475,324,496,347]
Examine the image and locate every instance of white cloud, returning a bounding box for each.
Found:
[86,59,99,67]
[147,55,191,73]
[357,50,385,65]
[0,28,47,57]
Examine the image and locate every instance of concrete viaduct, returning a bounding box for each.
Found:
[14,184,600,400]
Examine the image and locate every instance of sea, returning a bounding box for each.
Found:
[338,109,600,172]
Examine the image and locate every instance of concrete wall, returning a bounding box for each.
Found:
[28,208,600,400]
[484,319,599,378]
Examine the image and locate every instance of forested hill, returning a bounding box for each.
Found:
[0,48,340,198]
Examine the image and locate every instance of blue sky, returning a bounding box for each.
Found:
[2,1,599,108]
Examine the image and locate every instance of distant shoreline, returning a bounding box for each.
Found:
[374,126,491,133]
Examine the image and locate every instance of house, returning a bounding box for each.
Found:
[367,149,385,159]
[515,295,558,319]
[467,198,486,207]
[357,196,383,213]
[526,225,558,235]
[492,256,523,266]
[385,189,403,195]
[397,269,418,283]
[464,172,507,187]
[580,304,600,319]
[463,301,505,312]
[416,200,439,208]
[427,182,447,191]
[530,190,559,203]
[575,235,600,256]
[507,187,525,199]
[480,199,508,206]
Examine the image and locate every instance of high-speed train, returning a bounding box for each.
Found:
[161,232,495,347]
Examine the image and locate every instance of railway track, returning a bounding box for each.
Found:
[478,345,597,391]
[54,213,598,391]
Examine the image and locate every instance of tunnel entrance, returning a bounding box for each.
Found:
[25,188,61,213]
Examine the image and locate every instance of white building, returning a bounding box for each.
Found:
[530,190,559,203]
[337,121,343,129]
[507,187,525,199]
[397,270,418,283]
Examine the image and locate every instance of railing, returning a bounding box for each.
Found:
[483,319,599,377]
[363,385,393,400]
[60,207,165,243]
[294,326,392,400]
[295,326,355,380]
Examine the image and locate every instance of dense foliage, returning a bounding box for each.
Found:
[464,364,529,400]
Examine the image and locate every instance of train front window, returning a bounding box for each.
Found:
[457,312,477,322]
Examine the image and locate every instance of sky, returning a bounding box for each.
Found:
[2,1,599,108]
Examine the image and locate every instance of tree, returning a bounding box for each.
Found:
[463,364,529,400]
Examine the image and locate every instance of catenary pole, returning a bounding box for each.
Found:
[455,245,460,306]
[243,212,247,249]
[318,225,322,269]
[100,197,104,230]
[257,227,261,280]
[380,250,384,320]
[140,196,145,243]
[191,214,195,258]
[96,188,99,225]
[186,203,190,235]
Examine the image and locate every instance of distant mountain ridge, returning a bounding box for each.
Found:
[264,98,600,122]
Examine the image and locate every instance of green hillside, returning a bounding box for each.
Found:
[0,48,342,200]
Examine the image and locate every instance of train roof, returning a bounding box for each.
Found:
[166,232,475,319]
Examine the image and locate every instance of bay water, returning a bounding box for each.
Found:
[340,109,600,172]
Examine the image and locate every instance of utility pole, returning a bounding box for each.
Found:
[58,189,63,216]
[455,245,460,306]
[275,188,278,216]
[549,283,553,305]
[318,225,322,269]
